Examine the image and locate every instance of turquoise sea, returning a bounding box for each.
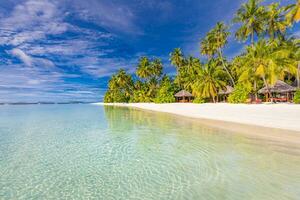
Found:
[0,104,299,199]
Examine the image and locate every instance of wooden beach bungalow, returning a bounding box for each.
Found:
[218,86,234,102]
[175,90,193,103]
[258,80,296,102]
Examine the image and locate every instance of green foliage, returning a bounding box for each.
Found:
[233,0,265,44]
[228,85,250,103]
[200,22,230,57]
[136,57,163,80]
[193,97,205,104]
[294,90,300,104]
[174,56,202,92]
[170,48,185,69]
[104,90,129,103]
[286,1,300,25]
[192,59,227,103]
[200,22,235,86]
[265,3,289,39]
[130,81,152,103]
[154,76,175,103]
[103,0,299,104]
[104,69,133,103]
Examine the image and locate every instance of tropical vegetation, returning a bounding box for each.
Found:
[294,90,300,104]
[104,0,300,104]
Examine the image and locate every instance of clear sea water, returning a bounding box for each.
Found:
[0,104,299,200]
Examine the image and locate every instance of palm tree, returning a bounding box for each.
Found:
[281,38,300,88]
[115,69,133,88]
[136,57,151,80]
[182,56,201,91]
[233,0,265,45]
[297,47,300,88]
[192,59,227,103]
[147,77,159,99]
[170,48,187,89]
[286,0,300,25]
[200,37,214,59]
[170,48,185,70]
[151,58,163,79]
[200,22,235,86]
[241,39,297,99]
[105,69,133,102]
[265,3,289,40]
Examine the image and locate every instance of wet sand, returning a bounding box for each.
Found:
[95,102,300,146]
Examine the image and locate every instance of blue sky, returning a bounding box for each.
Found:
[0,0,299,103]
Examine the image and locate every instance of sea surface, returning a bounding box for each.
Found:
[0,104,299,200]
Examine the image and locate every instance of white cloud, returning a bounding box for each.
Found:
[69,0,141,34]
[0,64,101,103]
[27,79,41,85]
[9,48,55,67]
[0,0,141,102]
[10,48,33,66]
[80,57,137,78]
[0,0,69,46]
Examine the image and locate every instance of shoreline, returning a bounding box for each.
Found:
[95,103,300,132]
[94,102,300,145]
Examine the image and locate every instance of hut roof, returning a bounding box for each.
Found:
[174,90,193,97]
[258,80,296,94]
[218,86,234,95]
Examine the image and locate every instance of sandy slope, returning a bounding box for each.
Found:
[95,103,300,132]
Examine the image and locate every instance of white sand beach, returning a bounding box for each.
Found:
[95,103,300,132]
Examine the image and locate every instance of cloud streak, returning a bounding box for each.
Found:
[0,0,299,103]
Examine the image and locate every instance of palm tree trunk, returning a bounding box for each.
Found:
[254,80,257,100]
[218,50,236,87]
[212,95,216,103]
[262,76,273,102]
[251,32,254,46]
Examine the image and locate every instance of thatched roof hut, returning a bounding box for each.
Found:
[174,90,193,97]
[258,80,296,94]
[174,90,193,103]
[218,86,234,95]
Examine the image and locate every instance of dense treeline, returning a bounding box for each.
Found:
[104,0,300,103]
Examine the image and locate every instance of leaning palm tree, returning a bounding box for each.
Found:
[201,22,235,86]
[265,3,289,40]
[233,0,266,45]
[192,59,227,103]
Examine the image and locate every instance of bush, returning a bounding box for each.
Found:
[294,90,300,104]
[104,90,129,103]
[228,85,250,104]
[193,97,205,104]
[154,76,175,103]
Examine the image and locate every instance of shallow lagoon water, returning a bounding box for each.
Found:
[0,104,299,199]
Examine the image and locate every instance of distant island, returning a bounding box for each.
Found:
[0,101,94,105]
[104,0,300,104]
